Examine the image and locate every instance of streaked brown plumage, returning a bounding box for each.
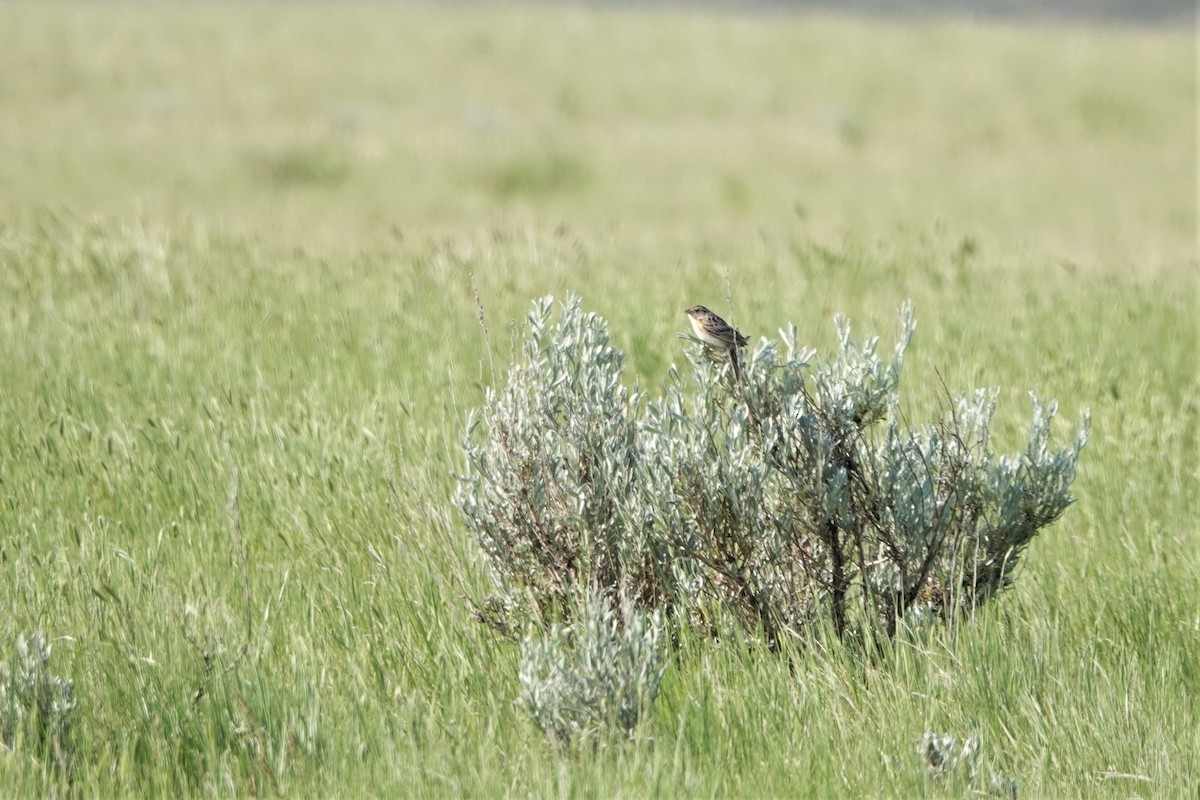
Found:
[685,305,749,380]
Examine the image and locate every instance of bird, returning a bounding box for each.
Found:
[684,305,750,380]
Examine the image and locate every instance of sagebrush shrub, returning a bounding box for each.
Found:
[518,591,666,744]
[456,297,663,620]
[922,731,1017,798]
[456,295,1089,650]
[0,632,77,773]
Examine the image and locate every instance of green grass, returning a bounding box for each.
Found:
[0,2,1196,797]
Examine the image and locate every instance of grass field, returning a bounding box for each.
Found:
[0,2,1196,797]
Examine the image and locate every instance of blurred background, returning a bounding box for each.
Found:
[586,0,1194,22]
[1,1,1194,272]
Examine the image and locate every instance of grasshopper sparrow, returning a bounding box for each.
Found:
[685,305,750,380]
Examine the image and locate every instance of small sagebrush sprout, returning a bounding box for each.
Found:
[684,305,750,380]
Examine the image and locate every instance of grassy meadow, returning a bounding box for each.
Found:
[0,2,1196,796]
